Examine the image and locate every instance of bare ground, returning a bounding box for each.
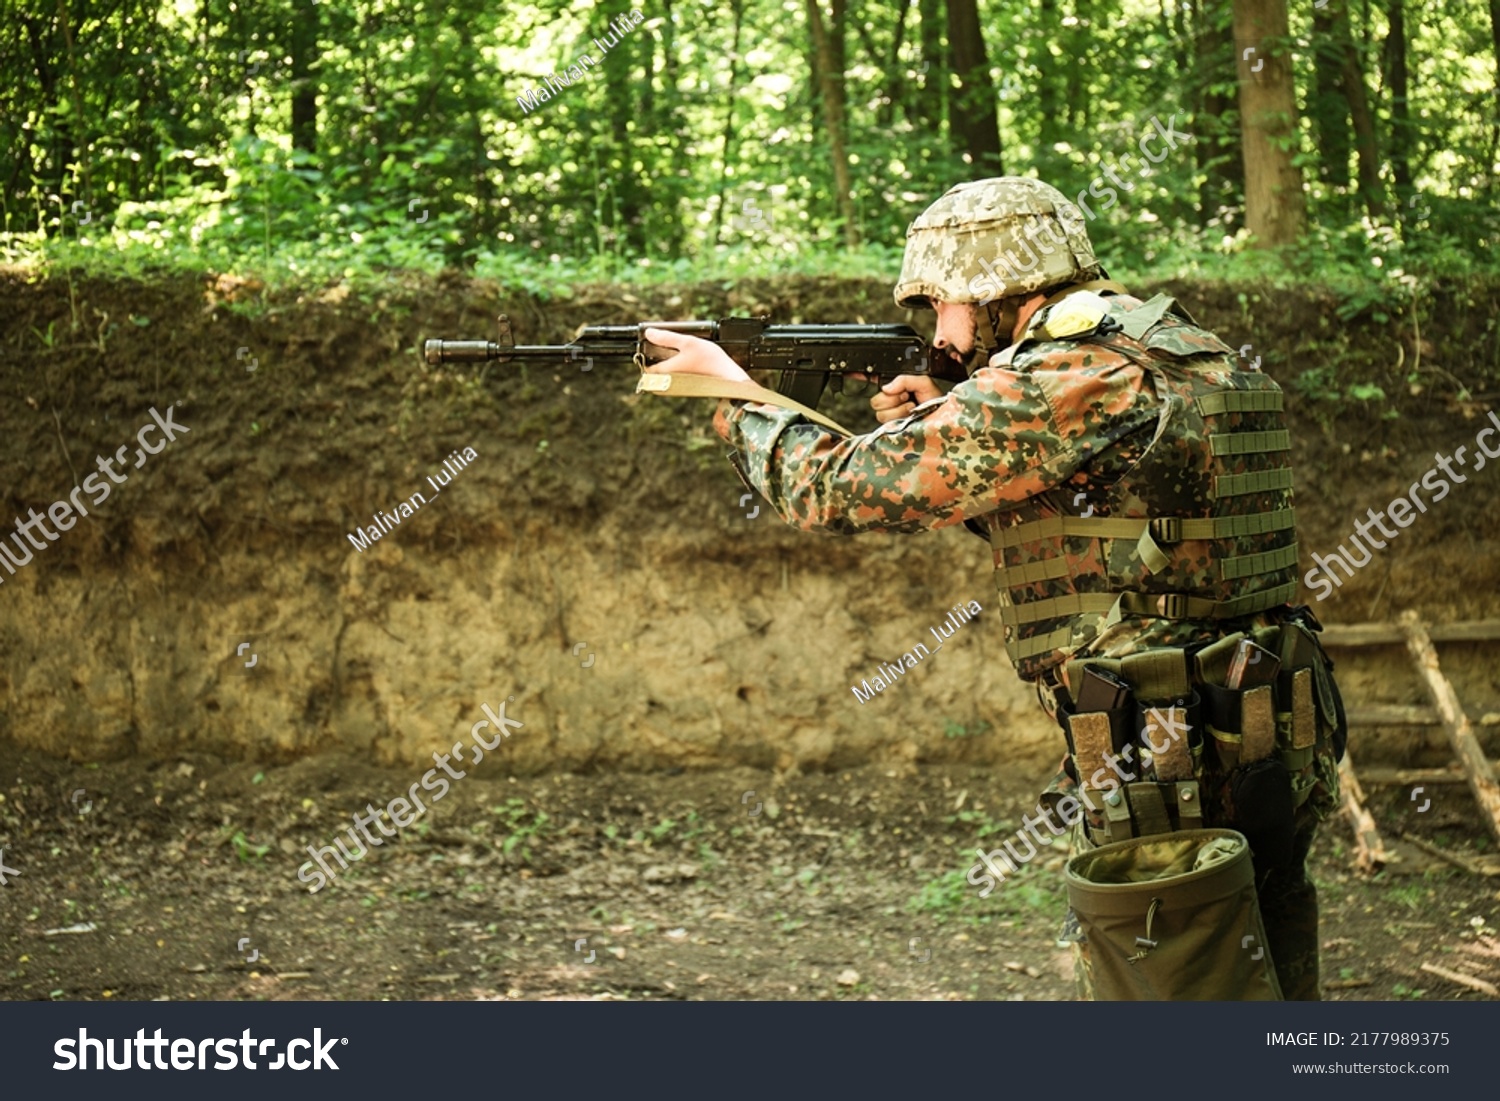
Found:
[2,744,1497,1002]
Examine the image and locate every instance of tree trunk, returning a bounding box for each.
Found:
[1383,0,1412,204]
[916,0,945,131]
[53,0,92,202]
[601,19,643,253]
[1159,0,1188,79]
[1488,0,1500,172]
[658,0,691,253]
[1037,0,1061,154]
[713,0,746,245]
[945,0,1002,174]
[861,0,909,126]
[1065,0,1091,131]
[1232,0,1305,246]
[1308,5,1350,191]
[806,0,861,247]
[290,0,319,157]
[1193,0,1241,219]
[1336,0,1383,219]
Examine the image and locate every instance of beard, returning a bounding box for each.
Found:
[948,329,990,377]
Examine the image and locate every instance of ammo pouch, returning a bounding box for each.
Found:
[1065,828,1283,1001]
[1056,607,1345,859]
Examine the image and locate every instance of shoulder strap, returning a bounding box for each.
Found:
[636,371,853,436]
[1115,292,1206,341]
[1039,278,1129,311]
[988,280,1131,368]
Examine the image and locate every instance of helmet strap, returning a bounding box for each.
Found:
[975,298,1022,361]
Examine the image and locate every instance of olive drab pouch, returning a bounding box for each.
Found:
[1064,828,1283,1001]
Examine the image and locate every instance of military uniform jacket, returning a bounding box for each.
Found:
[712,292,1300,682]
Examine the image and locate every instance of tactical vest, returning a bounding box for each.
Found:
[987,293,1299,681]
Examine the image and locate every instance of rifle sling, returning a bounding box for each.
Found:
[635,371,853,436]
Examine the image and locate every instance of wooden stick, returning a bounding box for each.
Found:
[1398,833,1500,877]
[1399,611,1500,847]
[1360,767,1470,786]
[1323,619,1500,647]
[1345,704,1500,728]
[1418,962,1499,998]
[1339,753,1390,874]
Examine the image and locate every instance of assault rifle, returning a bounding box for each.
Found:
[423,315,966,413]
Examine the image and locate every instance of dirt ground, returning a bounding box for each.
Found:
[2,743,1497,1002]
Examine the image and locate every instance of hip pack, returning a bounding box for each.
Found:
[1065,828,1283,1000]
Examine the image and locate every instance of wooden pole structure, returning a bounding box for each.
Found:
[1399,610,1500,847]
[1338,751,1389,874]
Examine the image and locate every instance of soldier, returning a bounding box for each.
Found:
[643,177,1344,1000]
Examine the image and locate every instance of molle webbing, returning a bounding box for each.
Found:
[1110,583,1301,621]
[1211,430,1289,457]
[1197,390,1283,416]
[994,510,1298,591]
[994,510,1297,550]
[1002,582,1300,662]
[1215,468,1294,498]
[1219,543,1301,581]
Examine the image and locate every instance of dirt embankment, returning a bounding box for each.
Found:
[1,270,1498,774]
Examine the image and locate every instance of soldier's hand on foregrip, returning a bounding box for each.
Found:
[641,327,751,382]
[870,374,942,424]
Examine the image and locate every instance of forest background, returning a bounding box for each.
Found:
[2,0,1496,303]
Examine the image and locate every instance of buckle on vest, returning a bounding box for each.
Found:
[1149,517,1182,544]
[1159,593,1190,619]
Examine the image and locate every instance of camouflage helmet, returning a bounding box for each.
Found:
[893,177,1101,309]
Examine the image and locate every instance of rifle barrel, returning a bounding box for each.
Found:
[423,339,637,365]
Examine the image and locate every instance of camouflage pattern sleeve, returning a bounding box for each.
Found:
[712,352,1153,535]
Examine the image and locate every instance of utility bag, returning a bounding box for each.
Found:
[1064,827,1282,1001]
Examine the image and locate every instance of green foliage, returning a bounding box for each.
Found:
[942,809,1012,839]
[908,869,980,917]
[907,865,1066,926]
[1385,883,1427,911]
[942,719,993,739]
[1293,367,1342,403]
[0,1,1494,291]
[491,798,550,863]
[229,831,271,864]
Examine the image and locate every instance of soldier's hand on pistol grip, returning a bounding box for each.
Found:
[641,327,751,382]
[871,374,943,424]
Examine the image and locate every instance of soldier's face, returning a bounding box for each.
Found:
[932,300,979,363]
